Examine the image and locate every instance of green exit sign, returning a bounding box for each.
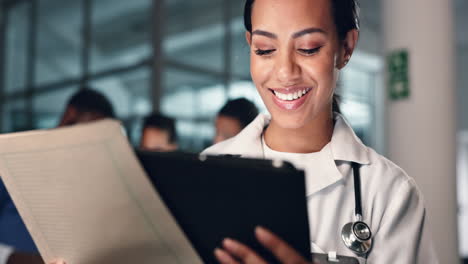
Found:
[388,50,410,100]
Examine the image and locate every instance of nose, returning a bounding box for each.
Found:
[276,51,301,86]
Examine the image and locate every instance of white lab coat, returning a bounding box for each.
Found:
[202,114,438,264]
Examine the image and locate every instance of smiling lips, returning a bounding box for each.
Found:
[269,87,312,111]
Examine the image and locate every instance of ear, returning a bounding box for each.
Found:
[245,31,252,46]
[338,29,359,69]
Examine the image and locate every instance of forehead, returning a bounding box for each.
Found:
[216,115,242,128]
[143,127,170,139]
[251,0,334,31]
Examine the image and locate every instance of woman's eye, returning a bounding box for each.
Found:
[254,49,276,56]
[298,47,322,55]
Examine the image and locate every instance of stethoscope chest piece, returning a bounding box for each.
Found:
[341,220,372,255]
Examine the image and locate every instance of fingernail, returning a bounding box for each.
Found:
[255,226,268,235]
[214,248,230,262]
[214,247,222,256]
[255,226,273,242]
[51,259,66,264]
[223,238,236,249]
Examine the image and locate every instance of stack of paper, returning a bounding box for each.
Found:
[0,120,202,264]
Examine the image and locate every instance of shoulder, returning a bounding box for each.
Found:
[201,113,269,157]
[363,149,436,263]
[201,136,238,156]
[364,147,417,193]
[331,114,419,195]
[362,147,425,224]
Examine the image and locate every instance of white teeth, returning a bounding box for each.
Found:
[274,88,311,101]
[293,91,299,99]
[274,92,288,100]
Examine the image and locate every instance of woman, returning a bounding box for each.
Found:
[203,0,438,263]
[51,0,437,263]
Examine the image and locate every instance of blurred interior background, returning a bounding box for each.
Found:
[0,0,467,261]
[0,0,384,152]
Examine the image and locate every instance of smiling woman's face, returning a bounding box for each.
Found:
[248,0,350,129]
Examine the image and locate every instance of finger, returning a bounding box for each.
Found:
[255,226,309,264]
[222,238,268,264]
[214,248,241,264]
[49,259,67,264]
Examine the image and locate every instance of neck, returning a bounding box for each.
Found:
[264,110,334,153]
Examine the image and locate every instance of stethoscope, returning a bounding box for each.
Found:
[260,138,373,256]
[341,162,373,256]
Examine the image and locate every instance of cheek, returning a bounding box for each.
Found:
[250,55,272,86]
[302,52,337,92]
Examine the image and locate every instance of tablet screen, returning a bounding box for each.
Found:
[137,151,311,264]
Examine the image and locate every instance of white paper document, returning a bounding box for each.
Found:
[0,120,203,264]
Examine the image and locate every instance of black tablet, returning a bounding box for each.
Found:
[136,151,311,264]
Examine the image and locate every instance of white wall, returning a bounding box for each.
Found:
[457,47,468,130]
[457,46,468,258]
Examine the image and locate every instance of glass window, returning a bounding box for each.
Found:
[162,67,226,119]
[124,118,144,147]
[33,86,78,129]
[340,98,373,145]
[340,67,375,146]
[230,1,250,78]
[230,20,250,78]
[2,99,28,132]
[340,51,382,149]
[164,0,224,73]
[90,66,151,145]
[161,67,226,152]
[341,68,373,103]
[34,0,82,86]
[228,80,267,114]
[90,67,152,119]
[5,2,29,94]
[90,0,152,73]
[175,120,214,153]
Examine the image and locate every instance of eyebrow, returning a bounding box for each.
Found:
[292,28,326,38]
[252,30,277,39]
[251,27,327,40]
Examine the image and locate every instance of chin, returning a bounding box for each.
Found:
[269,110,311,130]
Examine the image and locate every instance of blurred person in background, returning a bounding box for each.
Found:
[58,88,115,127]
[214,98,259,144]
[139,113,178,152]
[0,88,115,264]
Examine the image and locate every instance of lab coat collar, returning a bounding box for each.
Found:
[330,114,371,165]
[214,113,371,195]
[304,114,371,195]
[217,114,267,158]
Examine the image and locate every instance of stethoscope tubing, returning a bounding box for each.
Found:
[351,162,363,218]
[341,162,372,256]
